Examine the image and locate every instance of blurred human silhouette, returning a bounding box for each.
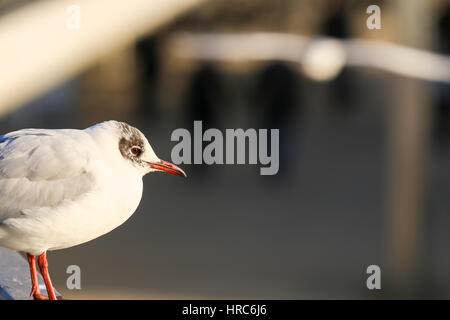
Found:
[322,1,347,39]
[433,5,450,144]
[184,64,225,174]
[321,1,354,114]
[254,62,300,178]
[136,36,160,121]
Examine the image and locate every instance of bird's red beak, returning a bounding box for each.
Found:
[147,159,187,177]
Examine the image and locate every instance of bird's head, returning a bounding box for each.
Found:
[90,120,186,178]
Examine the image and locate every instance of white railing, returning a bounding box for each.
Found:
[0,0,206,116]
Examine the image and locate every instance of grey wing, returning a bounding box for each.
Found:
[0,129,96,221]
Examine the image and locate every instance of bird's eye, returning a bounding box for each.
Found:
[130,146,142,157]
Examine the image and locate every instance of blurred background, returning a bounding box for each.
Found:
[0,0,450,299]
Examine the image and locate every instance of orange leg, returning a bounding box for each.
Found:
[27,252,63,300]
[27,253,49,300]
[37,251,57,300]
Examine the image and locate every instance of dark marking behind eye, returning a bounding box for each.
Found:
[119,135,144,162]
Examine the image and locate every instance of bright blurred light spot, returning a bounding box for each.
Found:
[300,39,346,82]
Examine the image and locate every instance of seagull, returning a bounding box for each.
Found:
[0,120,186,300]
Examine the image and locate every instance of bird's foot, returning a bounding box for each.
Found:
[31,286,64,300]
[32,293,65,300]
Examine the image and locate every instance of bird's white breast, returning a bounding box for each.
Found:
[46,158,145,251]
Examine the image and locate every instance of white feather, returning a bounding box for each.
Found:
[0,121,148,255]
